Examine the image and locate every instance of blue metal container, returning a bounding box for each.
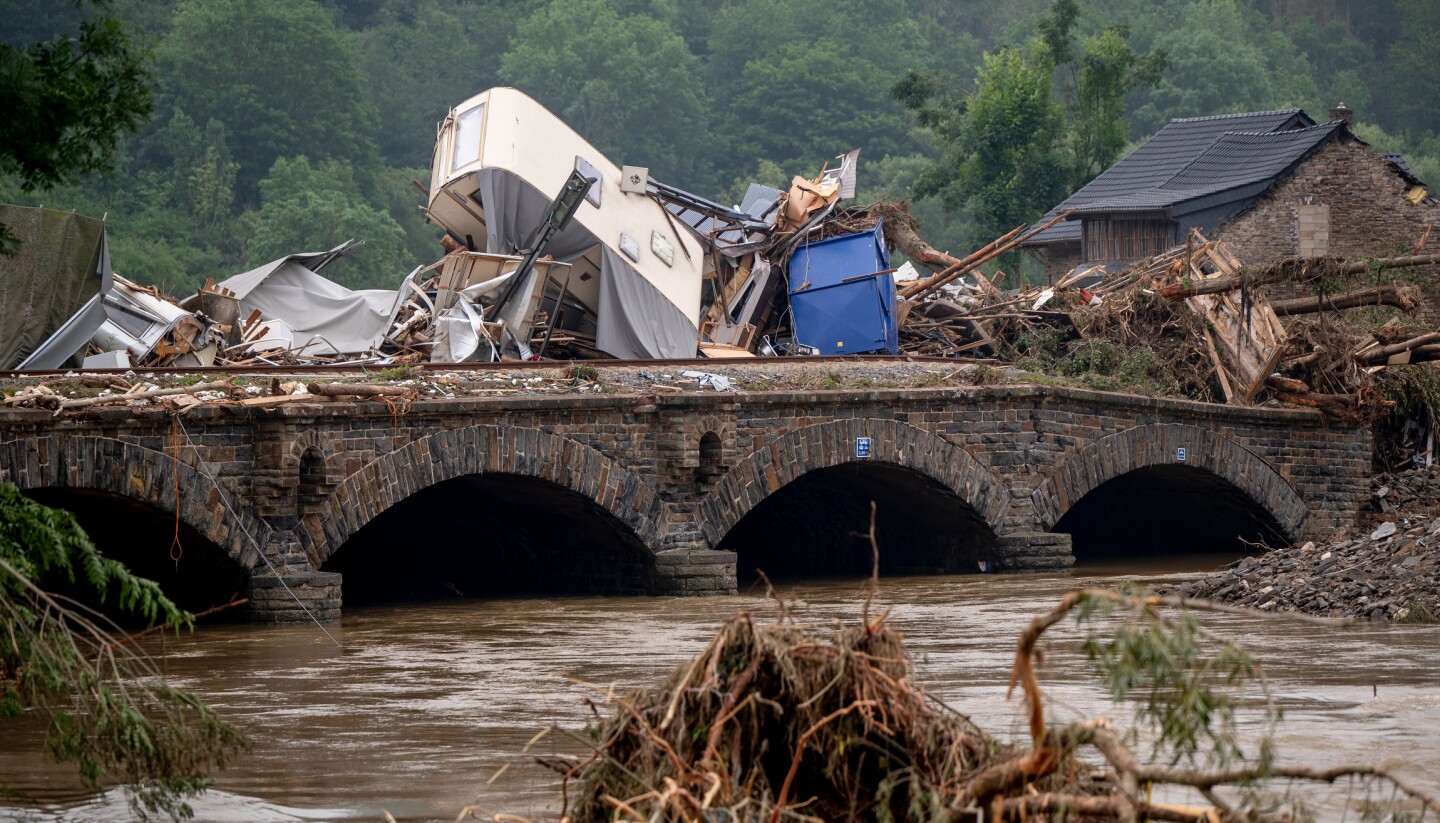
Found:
[787,222,898,355]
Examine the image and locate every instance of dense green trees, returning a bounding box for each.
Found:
[500,0,710,186]
[159,0,381,200]
[895,0,1165,245]
[245,156,407,287]
[1,0,1437,291]
[0,0,152,252]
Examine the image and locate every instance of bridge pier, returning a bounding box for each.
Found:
[651,548,738,595]
[244,571,343,623]
[241,528,343,623]
[987,533,1075,573]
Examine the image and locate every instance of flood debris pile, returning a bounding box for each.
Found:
[6,86,1438,438]
[1175,516,1440,622]
[876,211,1440,424]
[531,587,1438,823]
[559,611,1011,823]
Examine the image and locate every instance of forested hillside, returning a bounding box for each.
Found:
[2,0,1436,293]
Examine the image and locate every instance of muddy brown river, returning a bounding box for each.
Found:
[2,561,1437,822]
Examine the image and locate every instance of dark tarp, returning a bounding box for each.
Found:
[0,205,112,369]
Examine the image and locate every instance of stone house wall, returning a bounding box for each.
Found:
[1214,135,1440,324]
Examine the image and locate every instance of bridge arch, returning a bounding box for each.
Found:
[0,435,261,612]
[300,425,667,569]
[699,419,1009,578]
[1031,423,1308,556]
[0,435,265,569]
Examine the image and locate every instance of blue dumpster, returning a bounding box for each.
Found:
[786,221,898,355]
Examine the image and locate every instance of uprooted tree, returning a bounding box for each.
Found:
[505,578,1435,822]
[0,482,247,820]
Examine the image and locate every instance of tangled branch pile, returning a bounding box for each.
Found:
[561,610,1012,822]
[536,586,1438,823]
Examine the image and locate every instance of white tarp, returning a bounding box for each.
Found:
[214,254,398,355]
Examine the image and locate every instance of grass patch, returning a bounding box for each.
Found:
[1392,598,1439,624]
[372,365,417,382]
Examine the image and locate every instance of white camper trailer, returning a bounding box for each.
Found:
[426,87,706,359]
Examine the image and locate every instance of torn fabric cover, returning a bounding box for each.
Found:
[214,247,398,355]
[477,168,697,358]
[1,205,112,369]
[595,246,698,359]
[475,169,599,261]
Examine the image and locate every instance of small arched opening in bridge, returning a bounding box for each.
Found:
[717,462,997,582]
[696,431,724,486]
[297,446,328,512]
[321,473,654,604]
[1053,465,1289,565]
[20,488,248,620]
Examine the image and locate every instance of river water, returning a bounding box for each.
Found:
[3,561,1438,822]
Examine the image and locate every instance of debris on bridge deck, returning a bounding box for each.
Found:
[3,87,1438,441]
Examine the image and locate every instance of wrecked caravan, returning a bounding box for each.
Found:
[426,87,706,359]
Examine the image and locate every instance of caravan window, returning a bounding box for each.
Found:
[451,104,484,169]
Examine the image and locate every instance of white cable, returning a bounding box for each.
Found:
[174,416,341,647]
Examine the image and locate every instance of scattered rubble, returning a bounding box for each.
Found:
[0,360,1007,416]
[1175,466,1440,621]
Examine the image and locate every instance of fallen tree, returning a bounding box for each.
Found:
[1269,283,1421,316]
[1158,253,1440,300]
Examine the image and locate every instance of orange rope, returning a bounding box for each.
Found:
[169,414,183,569]
[380,395,410,447]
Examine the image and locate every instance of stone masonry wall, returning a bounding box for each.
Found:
[0,384,1371,620]
[1041,243,1083,284]
[1215,135,1440,324]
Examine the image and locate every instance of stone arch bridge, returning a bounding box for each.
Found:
[0,383,1369,621]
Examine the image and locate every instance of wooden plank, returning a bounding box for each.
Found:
[1201,324,1235,403]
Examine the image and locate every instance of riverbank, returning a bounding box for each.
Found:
[1175,466,1440,621]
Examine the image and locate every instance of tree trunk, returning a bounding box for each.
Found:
[1270,284,1421,316]
[1159,254,1440,300]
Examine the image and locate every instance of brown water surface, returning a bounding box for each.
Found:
[2,561,1436,822]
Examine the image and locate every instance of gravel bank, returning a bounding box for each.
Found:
[1175,466,1440,621]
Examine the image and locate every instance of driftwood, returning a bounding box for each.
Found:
[1356,331,1440,364]
[54,378,236,412]
[305,381,411,397]
[1270,283,1420,316]
[899,225,1024,299]
[1159,253,1440,299]
[1265,375,1374,423]
[901,211,1073,302]
[872,203,964,272]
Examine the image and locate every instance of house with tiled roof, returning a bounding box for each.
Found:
[1022,105,1438,318]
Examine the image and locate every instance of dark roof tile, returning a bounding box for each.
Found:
[1023,109,1314,245]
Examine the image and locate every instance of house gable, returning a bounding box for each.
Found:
[1214,135,1440,322]
[1022,109,1314,250]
